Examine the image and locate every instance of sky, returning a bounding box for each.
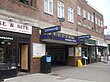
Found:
[87,0,110,34]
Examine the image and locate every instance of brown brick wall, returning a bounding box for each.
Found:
[77,0,104,39]
[37,0,77,30]
[0,0,41,19]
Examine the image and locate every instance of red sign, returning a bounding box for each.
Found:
[102,26,107,29]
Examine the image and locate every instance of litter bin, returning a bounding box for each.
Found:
[40,55,51,73]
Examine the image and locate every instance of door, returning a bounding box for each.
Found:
[19,44,29,71]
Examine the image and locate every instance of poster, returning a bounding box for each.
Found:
[78,47,82,56]
[33,43,46,58]
[69,47,74,56]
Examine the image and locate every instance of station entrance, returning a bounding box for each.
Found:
[46,43,69,66]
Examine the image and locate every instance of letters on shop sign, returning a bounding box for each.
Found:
[0,20,29,30]
[0,19,32,34]
[0,21,6,26]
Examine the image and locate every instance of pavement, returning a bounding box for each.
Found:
[4,61,110,82]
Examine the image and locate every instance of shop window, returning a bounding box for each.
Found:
[0,39,17,70]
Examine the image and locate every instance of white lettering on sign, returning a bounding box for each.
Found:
[0,19,32,34]
[44,26,60,33]
[0,36,13,40]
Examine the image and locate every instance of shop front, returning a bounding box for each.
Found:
[80,39,96,65]
[96,40,107,62]
[0,19,32,79]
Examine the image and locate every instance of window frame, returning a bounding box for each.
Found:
[68,7,74,23]
[95,17,97,24]
[57,1,64,18]
[44,0,53,15]
[77,6,81,16]
[87,12,91,20]
[83,9,86,18]
[19,0,32,6]
[91,15,94,22]
[98,19,101,26]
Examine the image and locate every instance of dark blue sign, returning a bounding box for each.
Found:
[42,25,61,33]
[40,35,77,43]
[77,35,91,39]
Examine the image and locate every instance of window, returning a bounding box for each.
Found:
[91,15,94,22]
[87,12,91,20]
[95,17,97,24]
[98,19,100,26]
[0,39,17,70]
[19,0,32,5]
[44,0,53,15]
[83,9,86,18]
[68,7,74,23]
[100,21,103,27]
[77,6,81,16]
[57,1,64,18]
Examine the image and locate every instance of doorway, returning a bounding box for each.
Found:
[18,44,29,72]
[46,43,68,66]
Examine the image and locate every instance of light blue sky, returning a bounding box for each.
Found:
[87,0,110,34]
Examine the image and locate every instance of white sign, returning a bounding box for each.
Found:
[97,40,107,47]
[33,43,46,58]
[78,47,82,56]
[0,19,32,34]
[69,48,74,56]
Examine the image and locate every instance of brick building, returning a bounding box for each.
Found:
[0,0,107,79]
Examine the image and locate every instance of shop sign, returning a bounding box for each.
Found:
[96,40,103,46]
[68,47,74,56]
[0,19,32,34]
[0,36,13,40]
[97,40,107,47]
[84,39,96,44]
[77,35,91,39]
[42,25,61,33]
[40,35,77,43]
[104,35,110,40]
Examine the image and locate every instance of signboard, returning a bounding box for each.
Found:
[0,36,13,40]
[0,19,32,34]
[104,35,110,40]
[40,35,77,43]
[69,48,74,56]
[77,35,91,39]
[33,43,46,58]
[84,39,96,44]
[42,25,61,33]
[78,47,82,56]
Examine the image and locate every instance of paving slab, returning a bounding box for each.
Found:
[4,73,96,82]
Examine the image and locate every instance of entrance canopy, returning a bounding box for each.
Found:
[40,34,78,45]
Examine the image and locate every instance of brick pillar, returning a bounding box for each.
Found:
[30,27,41,73]
[30,58,41,73]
